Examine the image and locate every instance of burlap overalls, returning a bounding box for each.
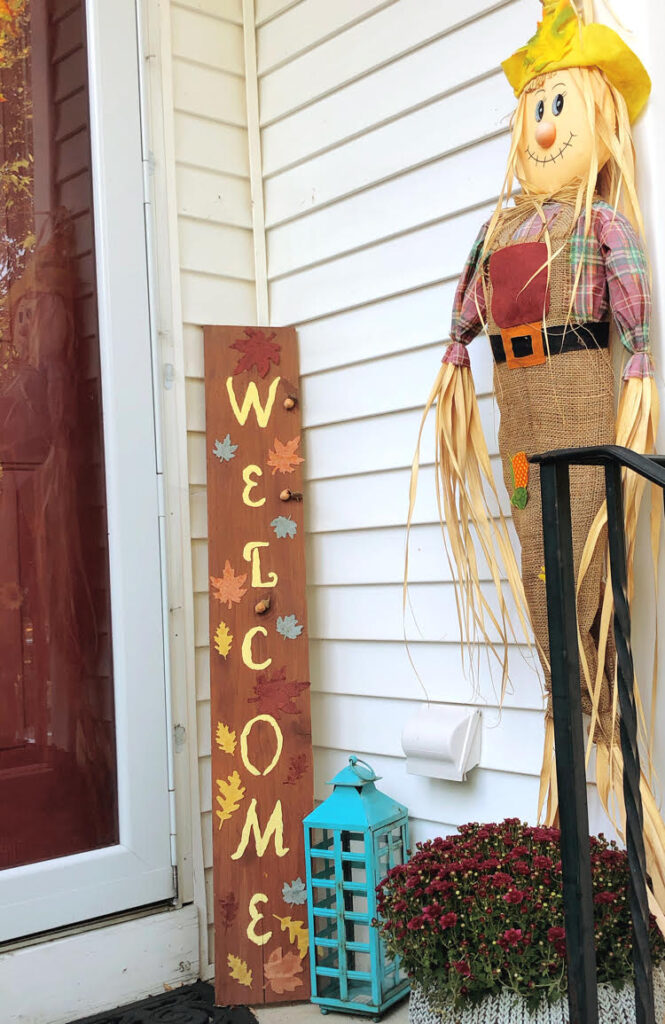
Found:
[482,204,616,731]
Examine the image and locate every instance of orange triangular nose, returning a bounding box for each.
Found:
[535,121,556,148]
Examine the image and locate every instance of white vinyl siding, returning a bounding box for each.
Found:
[170,0,253,974]
[256,0,554,847]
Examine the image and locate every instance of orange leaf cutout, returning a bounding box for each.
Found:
[211,560,248,610]
[227,952,253,988]
[267,436,304,476]
[264,946,304,994]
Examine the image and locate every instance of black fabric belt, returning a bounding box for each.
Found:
[490,321,610,365]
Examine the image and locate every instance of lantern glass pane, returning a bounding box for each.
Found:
[390,825,406,865]
[316,974,340,1001]
[309,827,335,855]
[311,854,336,890]
[350,919,370,952]
[314,942,339,970]
[340,829,365,853]
[346,891,368,916]
[316,976,375,1007]
[351,949,372,974]
[313,914,338,946]
[380,950,398,995]
[343,860,367,888]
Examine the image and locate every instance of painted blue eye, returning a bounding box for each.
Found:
[535,99,545,122]
[552,93,564,116]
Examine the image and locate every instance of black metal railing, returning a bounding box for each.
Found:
[531,444,664,1024]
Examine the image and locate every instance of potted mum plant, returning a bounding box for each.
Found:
[376,819,665,1023]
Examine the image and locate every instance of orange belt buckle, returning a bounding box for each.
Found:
[500,322,546,369]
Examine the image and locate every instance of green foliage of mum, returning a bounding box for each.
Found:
[375,819,665,1012]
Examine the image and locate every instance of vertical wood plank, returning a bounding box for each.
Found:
[204,326,313,1005]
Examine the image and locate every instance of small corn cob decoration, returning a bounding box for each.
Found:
[510,451,529,510]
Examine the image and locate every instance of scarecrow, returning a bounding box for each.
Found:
[410,0,665,923]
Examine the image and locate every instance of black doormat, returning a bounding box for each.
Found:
[69,980,259,1024]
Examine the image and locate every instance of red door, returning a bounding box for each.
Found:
[0,0,118,871]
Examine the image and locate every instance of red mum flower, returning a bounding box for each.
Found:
[452,960,472,978]
[498,928,523,949]
[547,927,565,943]
[504,889,525,905]
[440,912,458,929]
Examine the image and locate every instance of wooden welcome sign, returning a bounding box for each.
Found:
[204,326,314,1006]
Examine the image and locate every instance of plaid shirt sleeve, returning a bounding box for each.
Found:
[597,207,653,380]
[443,221,488,368]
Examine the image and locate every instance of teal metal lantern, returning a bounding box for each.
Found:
[303,756,410,1020]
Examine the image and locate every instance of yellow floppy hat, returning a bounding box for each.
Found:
[502,0,651,122]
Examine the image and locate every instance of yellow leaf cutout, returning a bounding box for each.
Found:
[227,952,253,988]
[216,770,246,829]
[216,721,237,755]
[273,914,309,959]
[214,621,233,658]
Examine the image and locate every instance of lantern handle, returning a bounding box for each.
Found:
[348,755,378,780]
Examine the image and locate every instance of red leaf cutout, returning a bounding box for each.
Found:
[218,891,239,928]
[230,327,281,378]
[248,666,310,720]
[283,753,309,786]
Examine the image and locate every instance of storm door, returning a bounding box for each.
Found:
[0,0,174,942]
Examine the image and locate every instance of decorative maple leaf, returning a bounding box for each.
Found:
[273,916,309,959]
[218,891,239,927]
[283,752,309,786]
[216,770,246,829]
[213,621,233,658]
[227,952,253,988]
[270,515,298,539]
[213,434,238,463]
[264,947,303,994]
[276,614,303,640]
[248,666,310,720]
[210,561,248,610]
[282,877,308,906]
[267,436,304,476]
[215,721,236,754]
[230,327,281,378]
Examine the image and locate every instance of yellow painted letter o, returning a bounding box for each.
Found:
[240,714,283,778]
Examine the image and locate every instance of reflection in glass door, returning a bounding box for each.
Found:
[0,0,118,870]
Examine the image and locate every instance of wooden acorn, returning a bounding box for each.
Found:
[254,597,271,615]
[283,395,297,410]
[280,488,303,502]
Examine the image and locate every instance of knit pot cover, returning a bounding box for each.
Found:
[409,968,665,1024]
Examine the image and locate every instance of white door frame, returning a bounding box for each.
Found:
[0,0,175,942]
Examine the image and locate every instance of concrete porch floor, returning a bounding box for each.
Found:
[252,997,410,1024]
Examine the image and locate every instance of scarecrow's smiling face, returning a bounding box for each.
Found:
[518,68,608,193]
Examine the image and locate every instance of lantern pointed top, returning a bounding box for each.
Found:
[327,755,381,788]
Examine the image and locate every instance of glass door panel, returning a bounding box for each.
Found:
[0,0,173,942]
[0,0,118,872]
